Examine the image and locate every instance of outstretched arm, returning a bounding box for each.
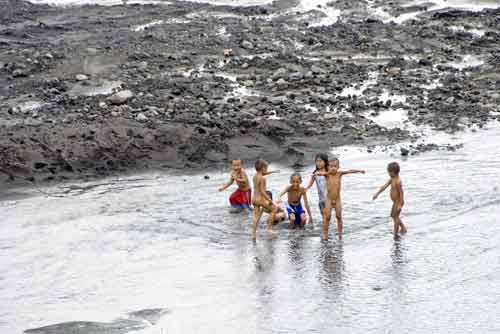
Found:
[305,174,316,191]
[277,186,290,203]
[373,179,391,200]
[302,190,313,224]
[263,170,280,176]
[341,169,366,175]
[218,174,234,192]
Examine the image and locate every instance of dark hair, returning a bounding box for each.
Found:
[290,172,302,182]
[255,159,268,172]
[387,162,400,175]
[313,153,329,172]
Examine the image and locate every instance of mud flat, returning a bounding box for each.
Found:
[1,0,499,187]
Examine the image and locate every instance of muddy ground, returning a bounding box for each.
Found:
[1,0,499,187]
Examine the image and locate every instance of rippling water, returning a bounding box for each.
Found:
[1,123,500,333]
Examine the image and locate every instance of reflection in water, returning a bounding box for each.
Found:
[318,240,344,291]
[389,237,408,331]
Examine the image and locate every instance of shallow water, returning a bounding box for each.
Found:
[1,121,500,333]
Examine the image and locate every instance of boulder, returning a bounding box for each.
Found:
[75,74,89,81]
[108,90,133,105]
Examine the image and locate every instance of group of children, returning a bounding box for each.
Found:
[218,155,406,241]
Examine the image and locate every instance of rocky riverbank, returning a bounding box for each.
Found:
[1,0,499,187]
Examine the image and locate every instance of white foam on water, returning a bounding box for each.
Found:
[293,0,341,27]
[378,91,408,105]
[368,0,500,25]
[421,78,442,90]
[366,108,409,130]
[441,54,485,70]
[178,0,273,6]
[28,0,169,6]
[448,25,486,37]
[338,72,379,97]
[133,20,163,31]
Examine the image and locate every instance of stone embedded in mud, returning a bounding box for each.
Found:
[107,90,133,105]
[136,113,148,122]
[272,67,288,80]
[75,74,89,81]
[12,69,28,77]
[241,40,254,50]
[400,147,409,156]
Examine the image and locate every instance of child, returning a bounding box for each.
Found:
[373,162,407,235]
[315,158,365,239]
[218,159,251,210]
[305,153,329,221]
[278,173,312,228]
[251,159,280,240]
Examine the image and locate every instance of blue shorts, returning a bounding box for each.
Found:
[286,203,304,225]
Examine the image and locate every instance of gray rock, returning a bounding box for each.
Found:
[272,67,288,80]
[108,90,133,105]
[241,40,254,50]
[311,65,325,74]
[75,74,89,81]
[288,72,303,81]
[136,113,148,122]
[12,69,28,78]
[201,112,211,120]
[276,78,288,89]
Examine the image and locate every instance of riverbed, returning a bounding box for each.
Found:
[2,121,500,333]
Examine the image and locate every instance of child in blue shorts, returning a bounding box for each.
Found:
[278,173,312,228]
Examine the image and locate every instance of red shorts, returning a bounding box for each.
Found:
[229,188,252,209]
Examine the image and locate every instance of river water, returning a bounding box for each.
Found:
[1,121,500,333]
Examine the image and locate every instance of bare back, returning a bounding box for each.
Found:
[390,177,402,204]
[252,173,269,207]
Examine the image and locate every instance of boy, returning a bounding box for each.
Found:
[218,159,251,210]
[278,173,312,228]
[251,159,279,240]
[315,158,365,239]
[373,162,407,235]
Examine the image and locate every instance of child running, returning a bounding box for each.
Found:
[251,159,279,240]
[305,153,329,221]
[373,162,407,235]
[218,159,252,210]
[314,157,365,239]
[278,173,313,228]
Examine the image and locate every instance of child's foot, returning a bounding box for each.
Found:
[266,229,278,236]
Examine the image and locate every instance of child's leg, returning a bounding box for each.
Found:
[252,206,264,240]
[289,213,296,228]
[266,204,277,232]
[335,200,343,235]
[391,203,401,234]
[396,206,406,233]
[323,201,333,239]
[300,213,306,227]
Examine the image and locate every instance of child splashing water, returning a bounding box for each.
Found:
[278,173,313,228]
[315,158,366,239]
[306,153,329,222]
